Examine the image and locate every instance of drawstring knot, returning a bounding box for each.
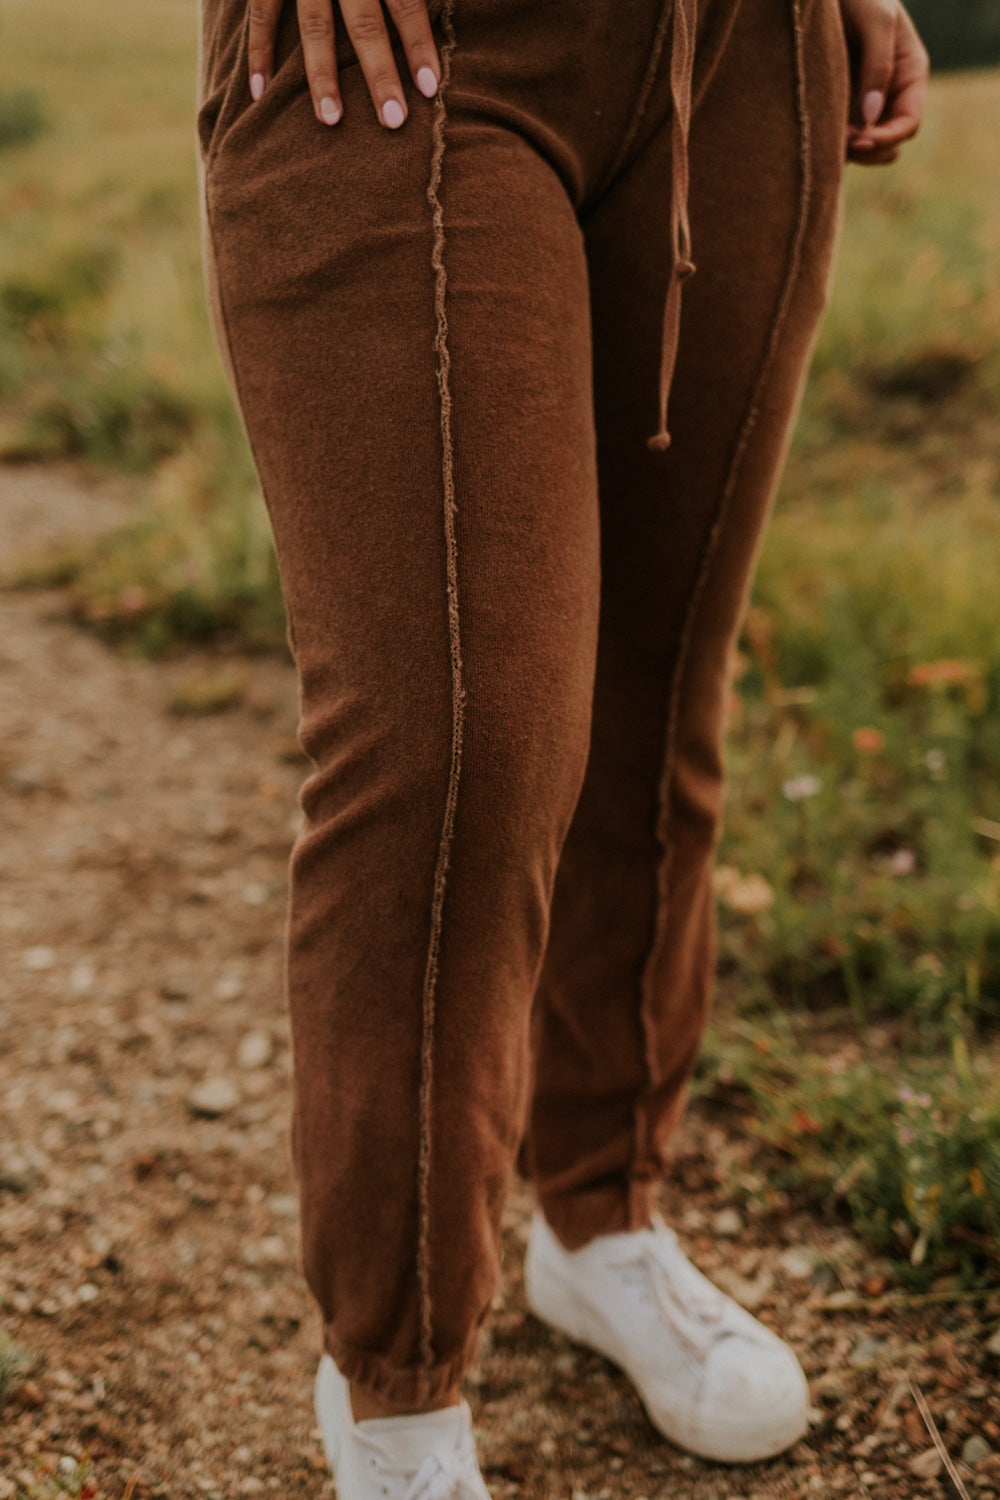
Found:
[647,0,699,454]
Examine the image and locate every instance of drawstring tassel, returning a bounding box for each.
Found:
[647,253,696,452]
[647,0,698,454]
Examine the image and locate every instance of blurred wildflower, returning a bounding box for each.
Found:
[852,726,886,754]
[782,774,821,802]
[908,659,986,712]
[908,658,977,687]
[714,865,775,915]
[924,747,947,779]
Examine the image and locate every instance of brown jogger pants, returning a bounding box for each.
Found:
[197,0,850,1405]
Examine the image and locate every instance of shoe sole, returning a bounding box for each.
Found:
[525,1236,809,1465]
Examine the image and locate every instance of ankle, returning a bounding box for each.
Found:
[349,1382,462,1423]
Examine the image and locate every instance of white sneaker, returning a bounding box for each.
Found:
[524,1210,809,1464]
[314,1353,493,1499]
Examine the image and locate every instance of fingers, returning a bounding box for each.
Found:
[247,0,441,130]
[298,0,344,125]
[247,0,283,100]
[843,0,929,167]
[877,7,929,142]
[384,0,442,102]
[847,141,900,165]
[338,0,440,129]
[248,0,343,123]
[852,0,897,128]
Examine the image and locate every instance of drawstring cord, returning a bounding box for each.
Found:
[647,0,699,453]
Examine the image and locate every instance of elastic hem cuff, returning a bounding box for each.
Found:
[323,1323,481,1408]
[539,1176,656,1251]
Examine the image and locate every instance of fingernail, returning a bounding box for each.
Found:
[250,73,266,102]
[320,96,341,124]
[382,98,405,128]
[416,66,438,98]
[862,89,884,125]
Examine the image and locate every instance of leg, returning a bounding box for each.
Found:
[198,0,601,1407]
[525,0,850,1246]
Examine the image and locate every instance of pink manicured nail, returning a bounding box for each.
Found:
[250,73,265,101]
[862,89,884,125]
[320,96,341,124]
[416,66,438,99]
[382,98,405,128]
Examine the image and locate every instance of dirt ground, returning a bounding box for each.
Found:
[2,467,999,1500]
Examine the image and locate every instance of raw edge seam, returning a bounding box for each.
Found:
[416,0,464,1380]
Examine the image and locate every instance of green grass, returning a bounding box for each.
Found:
[717,74,1000,1035]
[1,6,1000,1280]
[0,1329,30,1405]
[693,1015,1000,1287]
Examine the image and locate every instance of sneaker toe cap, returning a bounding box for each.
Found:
[695,1335,809,1460]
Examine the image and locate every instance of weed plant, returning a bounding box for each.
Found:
[696,1018,1000,1287]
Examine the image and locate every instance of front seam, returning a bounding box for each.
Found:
[416,0,464,1384]
[591,0,672,205]
[633,0,814,1178]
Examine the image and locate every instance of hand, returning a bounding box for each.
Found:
[839,0,929,165]
[248,0,442,130]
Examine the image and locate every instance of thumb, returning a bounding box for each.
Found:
[855,5,897,125]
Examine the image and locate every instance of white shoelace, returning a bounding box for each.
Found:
[605,1219,738,1364]
[356,1425,485,1500]
[404,1450,484,1500]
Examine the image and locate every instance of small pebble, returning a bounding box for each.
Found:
[238,1030,273,1069]
[43,1089,80,1116]
[849,1335,887,1365]
[778,1247,815,1279]
[186,1077,241,1118]
[214,973,244,1002]
[161,979,193,1000]
[962,1435,991,1467]
[6,766,47,793]
[713,1266,773,1310]
[908,1448,943,1480]
[23,946,56,971]
[242,1235,288,1266]
[266,1193,298,1219]
[0,1156,35,1193]
[69,963,95,993]
[713,1208,743,1237]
